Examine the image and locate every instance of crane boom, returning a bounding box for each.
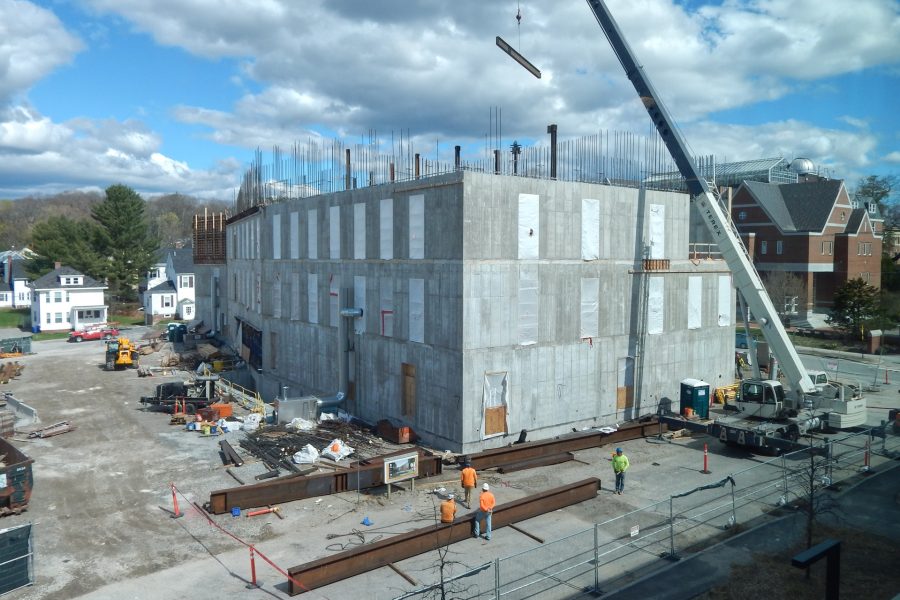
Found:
[585,0,815,395]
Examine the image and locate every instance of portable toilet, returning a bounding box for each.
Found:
[680,378,710,419]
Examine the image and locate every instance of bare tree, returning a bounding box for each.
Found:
[762,271,808,325]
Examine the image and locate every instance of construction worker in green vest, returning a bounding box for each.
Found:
[612,447,629,495]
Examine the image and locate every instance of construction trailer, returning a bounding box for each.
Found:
[218,170,733,453]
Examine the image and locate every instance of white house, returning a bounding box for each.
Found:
[30,264,108,332]
[143,246,195,323]
[0,252,34,309]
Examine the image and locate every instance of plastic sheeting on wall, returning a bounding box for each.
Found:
[409,278,424,343]
[353,203,366,259]
[649,204,665,259]
[518,267,539,345]
[291,272,300,320]
[688,275,702,330]
[518,193,539,259]
[329,275,339,327]
[380,198,393,260]
[290,211,300,259]
[409,194,425,259]
[255,218,261,258]
[354,276,366,334]
[272,213,282,260]
[308,273,318,324]
[380,281,394,337]
[580,277,599,338]
[647,276,664,335]
[581,198,600,260]
[718,275,732,326]
[307,209,318,259]
[329,206,340,259]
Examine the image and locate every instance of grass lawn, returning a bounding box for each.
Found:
[109,313,145,327]
[31,331,71,341]
[0,308,30,329]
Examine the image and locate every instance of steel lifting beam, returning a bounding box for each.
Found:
[461,418,664,470]
[286,478,600,595]
[207,450,443,514]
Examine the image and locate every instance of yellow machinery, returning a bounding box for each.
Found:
[105,337,138,371]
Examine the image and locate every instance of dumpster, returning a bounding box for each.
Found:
[680,378,710,419]
[0,437,33,516]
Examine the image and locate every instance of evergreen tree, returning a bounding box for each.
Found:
[26,216,104,280]
[827,278,880,339]
[91,184,159,301]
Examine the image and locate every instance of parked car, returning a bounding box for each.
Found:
[68,326,119,343]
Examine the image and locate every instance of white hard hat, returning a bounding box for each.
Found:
[482,483,490,491]
[448,493,455,499]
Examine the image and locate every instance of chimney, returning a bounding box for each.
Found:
[54,261,61,270]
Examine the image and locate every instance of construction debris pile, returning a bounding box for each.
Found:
[0,362,24,384]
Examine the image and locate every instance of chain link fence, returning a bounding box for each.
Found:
[395,426,900,599]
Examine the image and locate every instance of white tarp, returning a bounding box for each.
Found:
[380,198,393,259]
[581,198,600,260]
[291,272,300,320]
[290,211,300,259]
[381,281,394,337]
[718,275,732,326]
[518,193,539,259]
[354,276,366,334]
[272,213,281,259]
[353,203,366,259]
[329,205,340,259]
[518,268,539,345]
[580,277,599,338]
[409,278,425,343]
[329,275,339,327]
[409,194,425,259]
[307,209,318,259]
[483,372,508,408]
[308,273,319,324]
[647,276,664,335]
[688,276,702,329]
[649,204,665,259]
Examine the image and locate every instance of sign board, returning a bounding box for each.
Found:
[630,525,639,538]
[384,452,419,485]
[826,362,838,371]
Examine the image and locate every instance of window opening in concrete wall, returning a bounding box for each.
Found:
[308,209,318,259]
[718,275,732,326]
[380,282,394,337]
[255,218,260,258]
[330,206,340,259]
[581,198,600,260]
[255,274,261,312]
[329,275,339,327]
[272,277,282,318]
[269,331,277,371]
[518,193,539,259]
[580,277,599,338]
[688,276,702,329]
[353,276,366,334]
[291,272,300,320]
[308,273,318,324]
[617,357,634,410]
[409,278,424,343]
[649,203,665,259]
[380,199,393,259]
[353,203,366,259]
[518,268,538,345]
[241,320,262,370]
[482,371,509,437]
[290,211,299,259]
[647,276,664,335]
[401,363,416,416]
[409,194,425,259]
[272,213,281,259]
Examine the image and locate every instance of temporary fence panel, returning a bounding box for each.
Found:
[0,523,32,595]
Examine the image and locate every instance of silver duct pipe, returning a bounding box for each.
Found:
[317,290,363,409]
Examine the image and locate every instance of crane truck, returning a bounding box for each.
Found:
[585,0,868,452]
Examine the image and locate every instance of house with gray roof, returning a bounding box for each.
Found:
[142,246,195,323]
[29,264,108,332]
[731,179,882,316]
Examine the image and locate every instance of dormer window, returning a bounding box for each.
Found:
[841,211,846,221]
[738,211,747,221]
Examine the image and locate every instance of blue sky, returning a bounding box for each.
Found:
[1,0,898,201]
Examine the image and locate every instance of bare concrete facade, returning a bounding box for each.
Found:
[216,171,733,452]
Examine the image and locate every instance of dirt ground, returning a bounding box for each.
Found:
[697,524,900,600]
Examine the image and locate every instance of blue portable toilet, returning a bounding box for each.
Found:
[680,378,710,419]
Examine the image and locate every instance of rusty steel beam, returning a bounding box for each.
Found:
[287,478,600,595]
[462,418,664,470]
[207,450,442,514]
[497,452,574,474]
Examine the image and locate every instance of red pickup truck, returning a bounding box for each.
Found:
[68,327,119,343]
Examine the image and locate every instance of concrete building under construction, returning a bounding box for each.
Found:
[201,141,734,452]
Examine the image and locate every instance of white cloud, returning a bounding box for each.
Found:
[884,151,900,164]
[0,0,83,102]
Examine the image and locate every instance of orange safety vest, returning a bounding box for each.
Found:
[460,466,477,487]
[440,499,456,523]
[479,491,496,512]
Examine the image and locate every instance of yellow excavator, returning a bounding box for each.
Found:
[105,337,138,371]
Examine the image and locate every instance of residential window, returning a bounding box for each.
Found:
[784,296,798,315]
[841,211,846,221]
[738,211,746,221]
[66,292,70,303]
[45,293,50,303]
[776,240,783,255]
[0,293,6,302]
[54,291,62,303]
[821,241,833,255]
[162,295,173,308]
[54,312,62,323]
[46,313,51,324]
[760,241,768,255]
[63,277,71,285]
[181,275,194,288]
[861,272,871,284]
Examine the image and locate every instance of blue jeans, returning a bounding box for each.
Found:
[615,471,626,493]
[474,509,492,539]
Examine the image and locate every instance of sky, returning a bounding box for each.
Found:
[1,0,899,202]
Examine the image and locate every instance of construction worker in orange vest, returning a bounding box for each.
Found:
[440,494,457,524]
[460,461,477,508]
[473,483,496,540]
